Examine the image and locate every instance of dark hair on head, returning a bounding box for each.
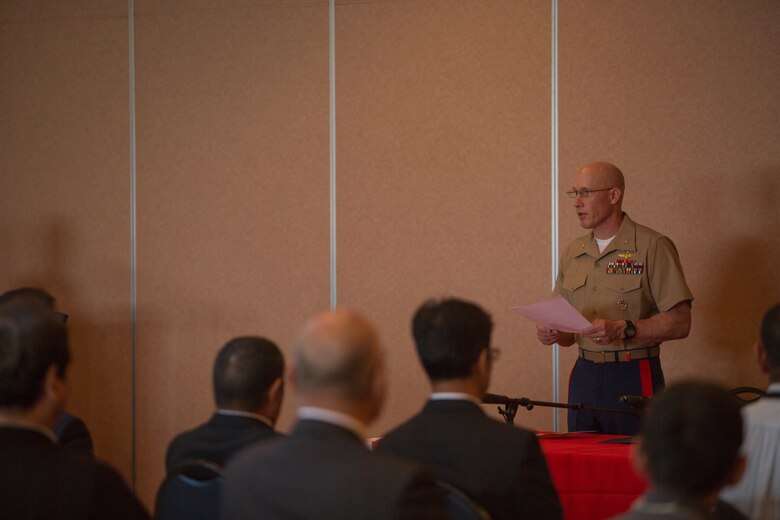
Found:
[213,336,284,410]
[0,300,70,409]
[412,298,493,381]
[640,380,743,497]
[0,287,55,308]
[761,303,780,367]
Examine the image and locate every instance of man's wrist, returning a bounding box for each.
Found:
[622,320,637,340]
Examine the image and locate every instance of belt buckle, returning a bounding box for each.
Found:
[595,351,606,364]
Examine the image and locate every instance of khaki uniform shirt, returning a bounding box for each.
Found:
[554,214,693,352]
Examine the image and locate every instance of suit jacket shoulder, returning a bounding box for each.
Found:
[378,399,562,520]
[165,413,277,472]
[222,419,447,520]
[0,427,149,520]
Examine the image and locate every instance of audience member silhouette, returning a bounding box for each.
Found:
[165,335,285,472]
[377,297,562,519]
[614,380,745,519]
[0,299,149,519]
[221,309,448,520]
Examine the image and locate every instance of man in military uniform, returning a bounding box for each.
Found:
[536,162,693,435]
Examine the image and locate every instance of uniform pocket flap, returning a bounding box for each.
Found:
[605,274,642,293]
[562,269,588,292]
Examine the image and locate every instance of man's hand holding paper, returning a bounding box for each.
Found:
[512,295,591,347]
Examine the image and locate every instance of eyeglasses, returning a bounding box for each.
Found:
[566,187,615,198]
[489,347,501,361]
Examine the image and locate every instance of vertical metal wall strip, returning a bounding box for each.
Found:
[128,0,138,490]
[329,0,337,310]
[551,0,560,432]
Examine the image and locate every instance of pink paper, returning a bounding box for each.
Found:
[512,295,592,333]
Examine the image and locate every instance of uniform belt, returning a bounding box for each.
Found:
[578,345,660,363]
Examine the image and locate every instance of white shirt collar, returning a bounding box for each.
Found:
[430,392,482,405]
[216,409,274,428]
[297,406,369,440]
[0,417,58,443]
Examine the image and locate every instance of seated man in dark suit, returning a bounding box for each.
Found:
[376,297,563,520]
[614,380,745,519]
[0,286,94,456]
[0,299,149,519]
[221,309,448,520]
[165,336,284,472]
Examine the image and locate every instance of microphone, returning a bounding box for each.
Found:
[482,393,511,404]
[619,395,649,408]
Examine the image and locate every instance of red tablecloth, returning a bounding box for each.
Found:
[539,433,648,520]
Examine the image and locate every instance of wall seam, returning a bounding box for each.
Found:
[551,0,560,432]
[128,0,138,490]
[329,0,337,310]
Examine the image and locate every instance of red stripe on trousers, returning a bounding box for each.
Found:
[639,359,653,396]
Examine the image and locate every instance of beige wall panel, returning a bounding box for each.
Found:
[558,1,780,422]
[0,0,125,19]
[337,0,554,436]
[134,1,329,507]
[0,1,133,479]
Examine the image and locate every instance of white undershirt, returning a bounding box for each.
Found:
[596,235,616,254]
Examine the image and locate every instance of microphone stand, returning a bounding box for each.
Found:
[483,394,641,425]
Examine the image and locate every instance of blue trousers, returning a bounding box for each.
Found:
[567,356,664,435]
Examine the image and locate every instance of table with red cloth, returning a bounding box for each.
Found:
[538,433,648,520]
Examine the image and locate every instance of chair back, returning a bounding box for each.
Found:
[155,459,224,520]
[436,481,492,520]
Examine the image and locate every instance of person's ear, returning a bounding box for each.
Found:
[262,376,285,425]
[610,187,622,205]
[472,348,492,395]
[43,365,67,407]
[757,342,770,374]
[365,360,388,423]
[475,348,490,374]
[268,377,284,406]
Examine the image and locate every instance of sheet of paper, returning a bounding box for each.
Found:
[511,295,592,333]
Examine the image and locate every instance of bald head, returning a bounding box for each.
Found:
[294,310,384,406]
[577,162,625,193]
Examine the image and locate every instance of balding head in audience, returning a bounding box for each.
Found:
[293,309,386,425]
[221,309,449,519]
